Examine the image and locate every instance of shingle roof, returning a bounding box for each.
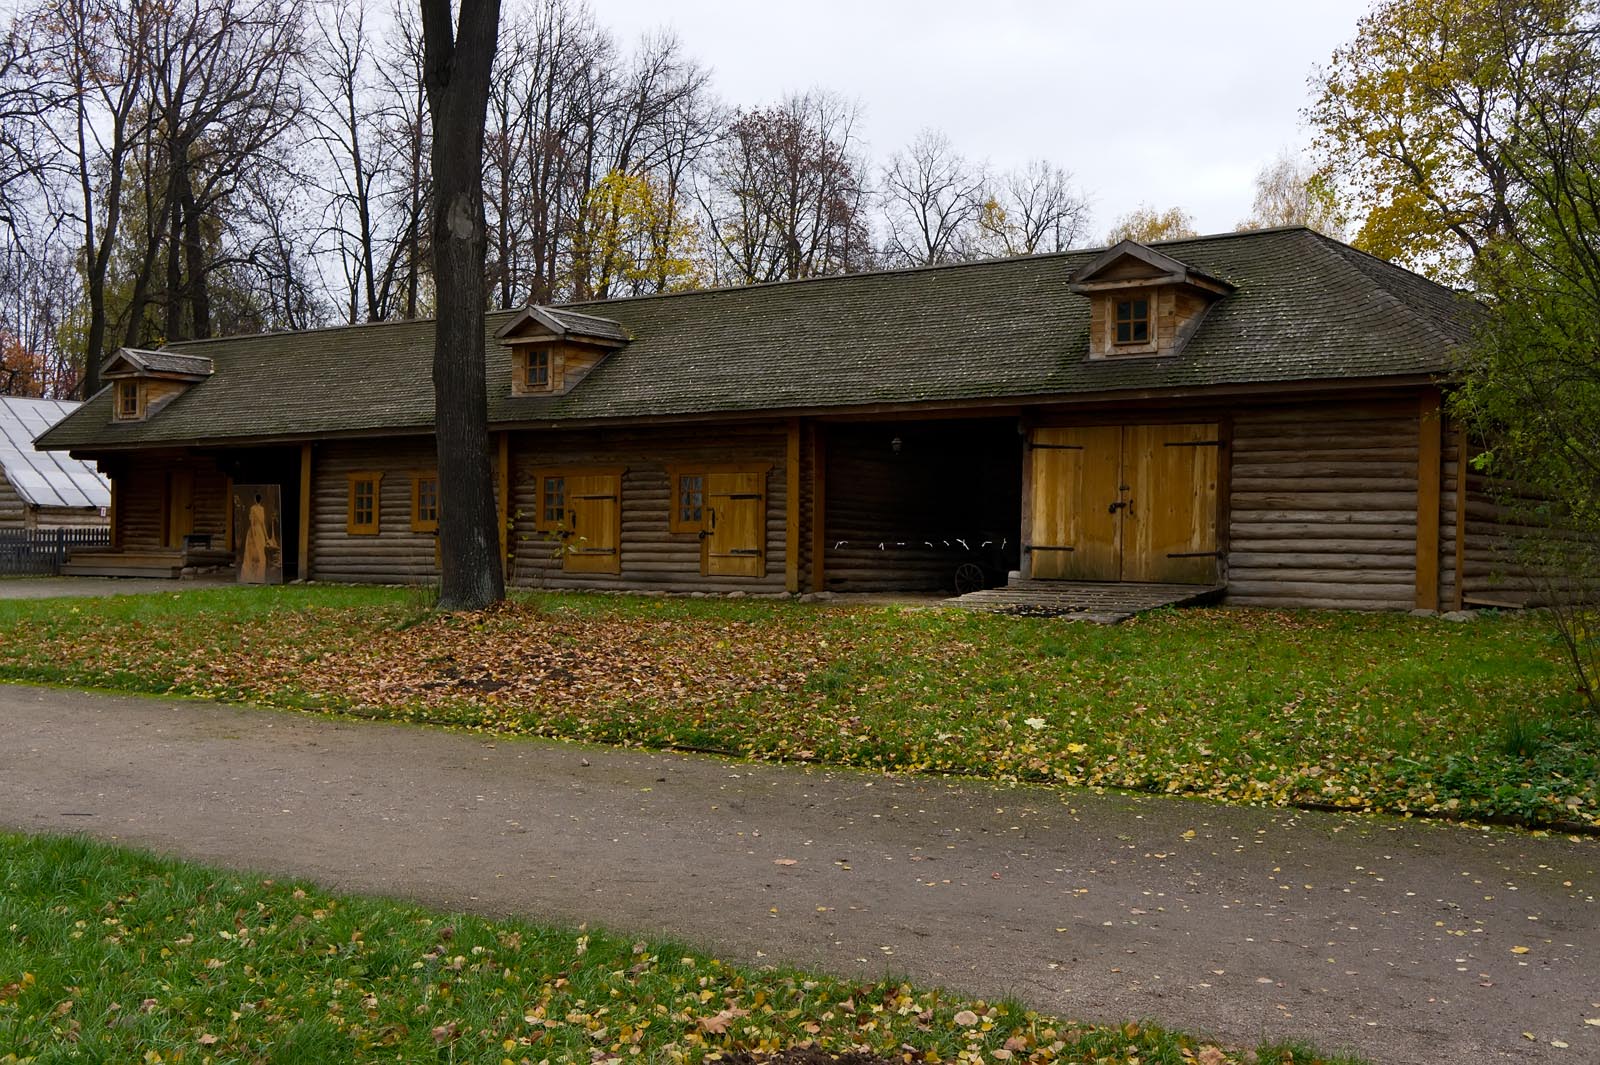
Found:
[544,308,629,341]
[0,397,111,508]
[38,227,1477,452]
[104,347,215,378]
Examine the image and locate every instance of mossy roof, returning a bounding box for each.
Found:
[39,227,1475,452]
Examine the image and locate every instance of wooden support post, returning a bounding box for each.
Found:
[1453,419,1468,611]
[497,431,511,580]
[1017,419,1033,580]
[1215,417,1234,585]
[785,417,801,594]
[298,442,313,581]
[108,472,120,549]
[1415,390,1442,611]
[809,425,827,593]
[223,476,234,552]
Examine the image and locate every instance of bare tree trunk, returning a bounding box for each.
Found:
[421,0,503,611]
[182,176,211,338]
[163,176,184,340]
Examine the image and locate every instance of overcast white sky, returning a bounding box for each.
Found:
[592,0,1374,240]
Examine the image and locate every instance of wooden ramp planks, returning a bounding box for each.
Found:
[946,579,1226,623]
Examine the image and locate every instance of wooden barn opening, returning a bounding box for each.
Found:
[213,446,305,580]
[819,418,1022,594]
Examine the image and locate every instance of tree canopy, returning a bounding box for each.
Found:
[1236,150,1346,237]
[1105,205,1198,245]
[1308,0,1599,280]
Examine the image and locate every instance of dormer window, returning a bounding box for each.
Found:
[115,380,142,421]
[496,305,628,398]
[1114,297,1151,346]
[1068,241,1235,360]
[523,348,551,392]
[100,347,213,423]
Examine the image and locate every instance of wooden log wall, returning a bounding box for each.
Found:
[1439,424,1462,610]
[310,437,441,584]
[192,465,229,545]
[508,424,790,594]
[31,506,108,530]
[108,454,227,550]
[797,421,817,591]
[0,471,24,528]
[117,464,165,548]
[1226,400,1422,610]
[1459,470,1544,606]
[821,421,1021,594]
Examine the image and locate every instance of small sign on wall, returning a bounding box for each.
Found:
[233,483,283,585]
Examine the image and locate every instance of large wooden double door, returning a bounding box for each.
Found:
[1028,422,1221,584]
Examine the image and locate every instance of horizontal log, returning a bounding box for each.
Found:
[1233,445,1419,462]
[1227,521,1415,538]
[1231,492,1417,510]
[1232,428,1414,447]
[1228,568,1412,585]
[1225,578,1412,598]
[1230,461,1417,479]
[1225,594,1411,611]
[1227,552,1414,569]
[1229,539,1416,555]
[1230,482,1416,500]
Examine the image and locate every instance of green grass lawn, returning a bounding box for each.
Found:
[0,585,1594,830]
[0,833,1354,1065]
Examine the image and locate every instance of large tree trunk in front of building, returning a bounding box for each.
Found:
[421,0,503,611]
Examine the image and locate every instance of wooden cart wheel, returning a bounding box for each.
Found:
[953,561,987,595]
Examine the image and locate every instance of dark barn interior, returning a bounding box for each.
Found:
[821,418,1022,593]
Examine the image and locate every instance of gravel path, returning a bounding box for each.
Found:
[0,684,1593,1064]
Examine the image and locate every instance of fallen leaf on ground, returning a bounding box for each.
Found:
[697,1007,749,1034]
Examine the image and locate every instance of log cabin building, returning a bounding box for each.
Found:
[0,396,109,530]
[37,226,1516,610]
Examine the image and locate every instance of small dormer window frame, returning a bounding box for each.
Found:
[1099,287,1161,357]
[525,347,551,391]
[514,344,558,395]
[114,380,144,421]
[1113,295,1152,347]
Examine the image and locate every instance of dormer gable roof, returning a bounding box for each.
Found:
[101,347,215,381]
[494,305,629,346]
[1067,240,1235,296]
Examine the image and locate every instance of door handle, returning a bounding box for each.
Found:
[1108,500,1127,514]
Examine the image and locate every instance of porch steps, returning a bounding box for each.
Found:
[62,550,185,578]
[946,579,1227,623]
[61,548,234,579]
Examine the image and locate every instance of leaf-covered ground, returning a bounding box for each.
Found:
[0,585,1594,830]
[0,833,1358,1064]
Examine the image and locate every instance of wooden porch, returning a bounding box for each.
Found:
[946,579,1226,623]
[62,544,234,579]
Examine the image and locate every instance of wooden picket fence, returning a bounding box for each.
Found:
[0,527,112,576]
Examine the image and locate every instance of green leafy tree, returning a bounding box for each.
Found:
[1456,132,1600,711]
[1435,2,1600,710]
[1308,0,1597,280]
